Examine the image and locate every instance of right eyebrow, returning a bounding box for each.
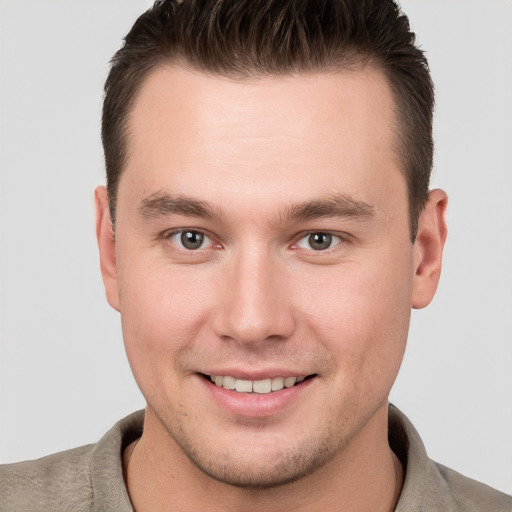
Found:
[137,192,217,220]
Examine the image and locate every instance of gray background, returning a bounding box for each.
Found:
[1,0,511,494]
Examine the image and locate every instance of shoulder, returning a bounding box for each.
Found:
[431,461,512,512]
[0,444,95,511]
[0,410,143,512]
[389,404,512,512]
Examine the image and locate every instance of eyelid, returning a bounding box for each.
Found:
[161,228,220,251]
[159,228,350,253]
[293,231,348,251]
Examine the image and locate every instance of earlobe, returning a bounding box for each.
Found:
[411,189,448,309]
[95,186,120,312]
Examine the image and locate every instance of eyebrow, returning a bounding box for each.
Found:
[282,194,375,223]
[137,191,375,223]
[137,192,217,220]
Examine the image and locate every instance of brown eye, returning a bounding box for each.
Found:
[168,230,209,250]
[296,232,342,251]
[180,231,204,250]
[308,233,332,250]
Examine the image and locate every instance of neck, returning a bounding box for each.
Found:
[124,404,403,512]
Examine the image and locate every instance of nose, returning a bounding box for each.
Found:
[212,246,296,347]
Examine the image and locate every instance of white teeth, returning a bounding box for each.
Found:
[209,375,306,393]
[235,379,253,392]
[222,375,236,390]
[284,377,297,388]
[252,379,272,394]
[271,377,285,391]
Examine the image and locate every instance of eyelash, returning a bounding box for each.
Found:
[294,232,344,252]
[162,229,348,254]
[162,229,218,251]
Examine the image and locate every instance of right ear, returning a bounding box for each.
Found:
[95,186,120,312]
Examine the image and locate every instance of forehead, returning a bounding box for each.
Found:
[121,64,401,213]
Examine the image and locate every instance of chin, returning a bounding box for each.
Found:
[175,431,341,489]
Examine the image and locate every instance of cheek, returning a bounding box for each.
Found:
[117,256,215,383]
[296,251,413,382]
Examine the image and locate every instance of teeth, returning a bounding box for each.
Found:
[209,375,306,394]
[252,379,272,394]
[222,375,236,390]
[271,377,284,391]
[284,377,297,388]
[235,379,253,392]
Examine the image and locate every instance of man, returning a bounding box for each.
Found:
[1,0,510,510]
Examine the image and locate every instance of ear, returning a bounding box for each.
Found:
[95,186,120,312]
[411,189,448,309]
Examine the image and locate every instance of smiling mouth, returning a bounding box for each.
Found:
[202,374,316,394]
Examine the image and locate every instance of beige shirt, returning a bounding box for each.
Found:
[1,405,510,511]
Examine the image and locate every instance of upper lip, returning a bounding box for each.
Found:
[198,370,313,380]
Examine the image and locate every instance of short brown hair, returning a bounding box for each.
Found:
[102,0,434,239]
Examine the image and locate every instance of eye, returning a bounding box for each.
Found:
[296,232,342,251]
[169,230,211,250]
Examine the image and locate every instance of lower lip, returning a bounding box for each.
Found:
[200,376,314,418]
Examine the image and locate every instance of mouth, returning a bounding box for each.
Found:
[200,373,316,394]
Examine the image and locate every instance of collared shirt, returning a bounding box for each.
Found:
[1,405,510,511]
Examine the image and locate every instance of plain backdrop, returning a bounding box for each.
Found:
[1,0,511,495]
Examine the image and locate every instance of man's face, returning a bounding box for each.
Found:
[100,65,427,487]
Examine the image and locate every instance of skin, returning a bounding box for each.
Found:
[96,64,447,511]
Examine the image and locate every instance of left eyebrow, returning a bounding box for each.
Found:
[137,191,374,225]
[281,193,376,223]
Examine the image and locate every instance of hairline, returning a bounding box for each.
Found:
[111,55,418,241]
